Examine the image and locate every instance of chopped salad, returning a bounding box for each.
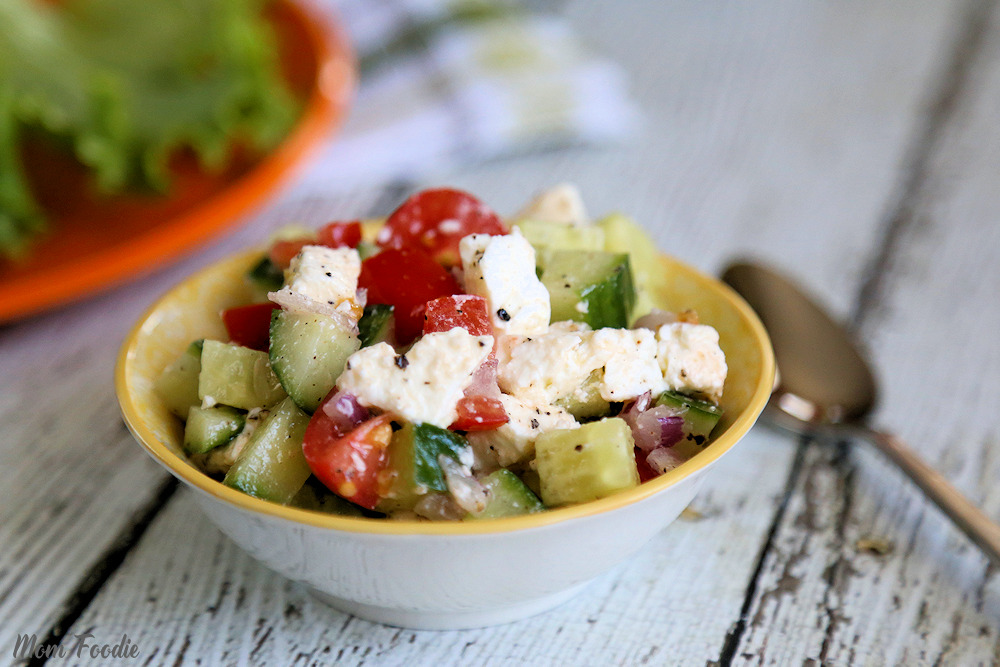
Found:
[155,185,728,520]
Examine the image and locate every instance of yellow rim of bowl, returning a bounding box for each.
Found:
[116,251,775,536]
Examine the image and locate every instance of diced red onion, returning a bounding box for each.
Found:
[632,406,685,453]
[632,309,678,332]
[413,492,467,521]
[464,355,502,399]
[621,391,653,430]
[438,454,488,514]
[267,288,357,331]
[646,446,686,475]
[322,391,369,436]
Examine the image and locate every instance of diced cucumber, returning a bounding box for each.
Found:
[356,240,380,260]
[198,340,286,410]
[269,309,361,413]
[466,469,545,520]
[656,390,723,447]
[376,423,471,513]
[155,339,204,418]
[539,249,636,329]
[535,417,639,507]
[184,405,246,454]
[358,304,394,348]
[554,368,611,419]
[598,214,660,321]
[289,477,366,517]
[247,255,284,292]
[223,397,311,503]
[518,219,605,251]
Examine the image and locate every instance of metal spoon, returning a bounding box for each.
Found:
[722,261,1000,565]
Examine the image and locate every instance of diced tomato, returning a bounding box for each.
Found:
[377,188,507,266]
[222,302,279,351]
[450,396,508,431]
[317,220,362,249]
[423,294,492,336]
[303,410,394,511]
[268,238,312,270]
[359,246,461,344]
[636,450,658,483]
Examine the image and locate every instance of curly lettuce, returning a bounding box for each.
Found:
[0,0,297,259]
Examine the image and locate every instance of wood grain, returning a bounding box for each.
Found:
[733,0,1000,663]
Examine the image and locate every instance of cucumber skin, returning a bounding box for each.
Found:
[466,469,545,520]
[578,256,636,329]
[358,304,394,348]
[183,405,246,454]
[376,423,470,513]
[656,391,723,446]
[541,250,637,329]
[247,255,285,292]
[223,397,311,504]
[269,309,361,414]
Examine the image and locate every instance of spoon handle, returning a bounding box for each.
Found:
[863,428,1000,565]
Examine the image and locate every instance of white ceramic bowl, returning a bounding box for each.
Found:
[116,247,773,630]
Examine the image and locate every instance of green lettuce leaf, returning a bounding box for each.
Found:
[0,0,297,258]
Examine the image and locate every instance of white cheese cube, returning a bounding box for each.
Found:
[590,328,667,401]
[655,323,727,402]
[286,245,361,312]
[498,326,668,406]
[337,329,493,428]
[460,229,550,336]
[497,328,603,406]
[514,183,589,226]
[467,395,578,467]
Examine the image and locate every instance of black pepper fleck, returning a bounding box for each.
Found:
[325,272,332,277]
[394,354,409,369]
[530,419,539,429]
[497,308,511,321]
[574,444,584,451]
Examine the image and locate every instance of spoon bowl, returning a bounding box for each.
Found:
[722,260,1000,566]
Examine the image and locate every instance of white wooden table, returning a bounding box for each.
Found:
[4,1,1000,664]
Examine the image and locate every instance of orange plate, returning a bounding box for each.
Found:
[0,0,354,323]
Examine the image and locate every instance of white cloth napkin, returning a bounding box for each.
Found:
[299,0,640,190]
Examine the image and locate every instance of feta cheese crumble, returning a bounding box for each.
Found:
[460,229,550,336]
[337,329,494,428]
[467,395,579,467]
[498,326,668,405]
[269,246,363,327]
[655,323,727,402]
[515,183,589,226]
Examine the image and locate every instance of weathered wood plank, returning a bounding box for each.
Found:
[41,1,968,664]
[734,1,1000,664]
[0,185,387,652]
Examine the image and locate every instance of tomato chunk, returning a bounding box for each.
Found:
[450,396,508,431]
[423,294,492,336]
[636,450,658,483]
[359,246,461,344]
[317,220,362,249]
[377,188,507,266]
[222,302,279,351]
[304,406,393,511]
[268,238,312,270]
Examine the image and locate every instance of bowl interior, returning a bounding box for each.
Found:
[117,239,774,535]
